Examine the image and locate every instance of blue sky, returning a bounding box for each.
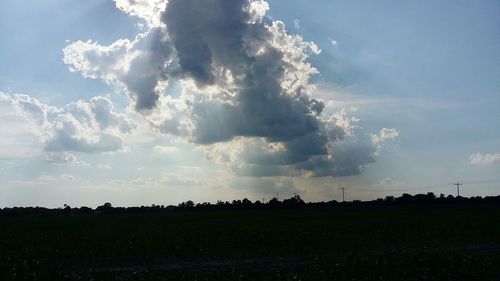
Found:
[0,0,499,207]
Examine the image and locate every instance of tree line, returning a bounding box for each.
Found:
[1,193,500,217]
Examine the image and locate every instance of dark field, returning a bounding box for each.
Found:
[2,207,500,280]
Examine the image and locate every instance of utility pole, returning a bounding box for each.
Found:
[276,193,279,201]
[261,197,266,203]
[340,187,346,202]
[454,182,462,197]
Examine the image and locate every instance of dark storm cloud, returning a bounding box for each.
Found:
[163,0,253,86]
[122,28,173,111]
[296,141,377,177]
[62,0,398,178]
[161,0,366,176]
[162,0,325,145]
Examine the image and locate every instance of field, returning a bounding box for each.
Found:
[1,207,500,280]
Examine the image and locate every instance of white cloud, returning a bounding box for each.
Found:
[371,128,399,154]
[0,93,41,158]
[132,174,199,187]
[245,0,270,23]
[2,93,136,155]
[470,153,500,166]
[328,37,337,47]
[10,173,77,186]
[102,174,200,189]
[63,28,173,112]
[114,0,167,27]
[0,92,10,102]
[45,152,90,166]
[293,19,300,30]
[153,145,178,154]
[8,180,50,186]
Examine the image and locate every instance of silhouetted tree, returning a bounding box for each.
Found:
[178,200,195,209]
[95,202,113,214]
[283,195,305,208]
[62,204,71,215]
[242,198,252,206]
[268,197,280,208]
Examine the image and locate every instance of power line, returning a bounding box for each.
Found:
[351,179,500,194]
[463,179,500,185]
[352,183,451,193]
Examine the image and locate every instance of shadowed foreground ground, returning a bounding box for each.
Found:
[1,207,500,280]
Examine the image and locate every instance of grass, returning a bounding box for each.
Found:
[1,207,500,280]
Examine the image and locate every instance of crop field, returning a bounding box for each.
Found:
[1,207,500,280]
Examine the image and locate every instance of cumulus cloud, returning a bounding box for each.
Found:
[2,93,135,155]
[63,28,173,111]
[470,153,500,166]
[371,128,399,154]
[0,93,41,158]
[64,0,397,179]
[202,134,377,178]
[114,0,167,27]
[0,92,10,102]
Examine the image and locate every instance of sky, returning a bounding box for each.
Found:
[0,0,499,208]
